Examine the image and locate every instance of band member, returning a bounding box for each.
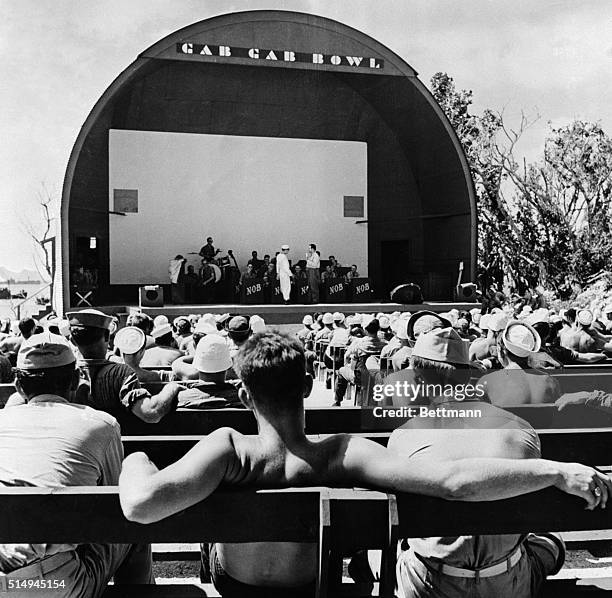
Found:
[199,237,221,262]
[306,244,321,303]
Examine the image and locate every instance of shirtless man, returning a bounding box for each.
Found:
[119,332,610,595]
[480,320,561,406]
[560,309,612,354]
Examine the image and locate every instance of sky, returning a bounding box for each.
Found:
[1,0,611,272]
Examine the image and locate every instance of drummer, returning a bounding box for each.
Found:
[199,237,221,262]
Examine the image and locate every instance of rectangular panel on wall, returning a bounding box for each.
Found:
[113,189,138,213]
[343,196,364,218]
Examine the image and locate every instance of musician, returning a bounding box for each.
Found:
[240,264,259,287]
[260,255,271,277]
[321,264,335,284]
[199,237,220,262]
[292,264,308,281]
[247,251,263,273]
[345,264,359,283]
[328,256,340,276]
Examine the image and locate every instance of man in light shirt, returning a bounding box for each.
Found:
[0,332,152,596]
[305,243,321,303]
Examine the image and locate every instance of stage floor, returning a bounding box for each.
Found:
[89,301,479,325]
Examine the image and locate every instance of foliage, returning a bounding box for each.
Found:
[430,72,612,296]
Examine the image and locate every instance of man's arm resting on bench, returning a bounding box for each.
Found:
[340,436,612,508]
[556,390,612,414]
[119,427,236,523]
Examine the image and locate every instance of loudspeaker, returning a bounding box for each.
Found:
[139,285,164,307]
[390,283,423,304]
[455,283,478,302]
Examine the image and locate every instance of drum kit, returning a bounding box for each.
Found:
[187,248,240,301]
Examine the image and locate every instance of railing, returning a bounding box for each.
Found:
[12,282,52,319]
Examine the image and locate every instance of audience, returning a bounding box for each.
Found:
[2,287,612,593]
[119,330,610,595]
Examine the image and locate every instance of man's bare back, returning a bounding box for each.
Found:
[217,431,356,586]
[480,367,560,406]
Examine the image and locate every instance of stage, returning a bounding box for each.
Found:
[82,301,480,326]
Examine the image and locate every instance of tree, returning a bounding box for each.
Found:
[430,73,612,295]
[21,184,58,311]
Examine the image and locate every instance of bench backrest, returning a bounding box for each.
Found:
[1,485,610,598]
[0,486,321,544]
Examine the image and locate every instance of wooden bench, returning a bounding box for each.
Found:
[329,487,612,596]
[2,486,609,596]
[0,486,328,598]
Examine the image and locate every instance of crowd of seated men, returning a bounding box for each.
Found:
[0,301,611,596]
[293,300,612,410]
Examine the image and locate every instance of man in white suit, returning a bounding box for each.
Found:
[276,244,293,304]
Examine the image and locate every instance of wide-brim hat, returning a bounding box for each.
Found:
[151,323,172,339]
[194,334,232,373]
[411,327,470,365]
[501,320,541,358]
[407,311,452,341]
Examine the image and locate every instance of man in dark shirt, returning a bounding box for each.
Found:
[67,309,180,425]
[247,251,263,273]
[199,237,220,261]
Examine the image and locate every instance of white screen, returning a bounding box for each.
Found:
[109,130,367,284]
